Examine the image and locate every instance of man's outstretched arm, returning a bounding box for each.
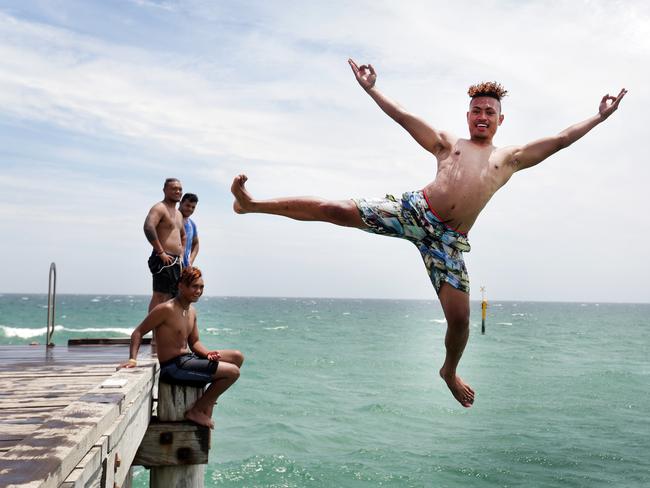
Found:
[117,307,166,369]
[512,88,627,171]
[348,58,450,157]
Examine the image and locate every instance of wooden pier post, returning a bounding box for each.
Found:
[146,383,208,488]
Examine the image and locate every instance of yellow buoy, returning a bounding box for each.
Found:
[481,286,488,335]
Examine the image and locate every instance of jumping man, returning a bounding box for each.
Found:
[231,59,626,407]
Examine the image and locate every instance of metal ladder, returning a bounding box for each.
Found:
[46,262,56,347]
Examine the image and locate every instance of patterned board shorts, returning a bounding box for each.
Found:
[353,191,471,294]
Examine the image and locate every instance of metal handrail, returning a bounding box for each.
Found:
[46,262,56,347]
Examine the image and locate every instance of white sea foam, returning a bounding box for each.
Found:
[342,312,351,315]
[497,322,513,326]
[21,297,29,300]
[0,325,132,338]
[66,327,132,335]
[512,313,526,316]
[264,326,288,330]
[430,319,447,324]
[0,325,63,338]
[205,328,233,333]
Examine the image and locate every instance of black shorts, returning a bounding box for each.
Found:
[159,353,218,388]
[148,252,181,296]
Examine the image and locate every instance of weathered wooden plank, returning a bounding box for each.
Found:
[0,362,157,488]
[0,408,56,417]
[0,387,98,397]
[104,380,154,454]
[60,434,108,488]
[0,400,81,409]
[59,444,103,488]
[0,373,115,380]
[133,422,210,467]
[107,392,153,488]
[68,338,151,346]
[0,424,41,438]
[0,377,101,386]
[0,397,120,488]
[0,414,52,424]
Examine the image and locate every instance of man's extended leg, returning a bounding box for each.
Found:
[231,174,365,228]
[437,283,475,407]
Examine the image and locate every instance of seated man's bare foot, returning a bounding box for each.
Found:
[231,174,254,214]
[440,368,475,408]
[185,408,215,429]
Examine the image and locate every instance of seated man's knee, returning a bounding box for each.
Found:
[233,350,244,367]
[222,363,240,382]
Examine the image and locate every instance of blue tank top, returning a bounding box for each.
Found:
[183,218,197,267]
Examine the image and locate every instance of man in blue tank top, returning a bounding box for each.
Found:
[179,193,200,267]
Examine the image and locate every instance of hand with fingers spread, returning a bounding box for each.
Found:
[599,88,627,120]
[348,58,376,91]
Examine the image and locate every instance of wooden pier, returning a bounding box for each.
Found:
[0,344,210,488]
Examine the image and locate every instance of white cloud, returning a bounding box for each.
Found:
[0,1,648,301]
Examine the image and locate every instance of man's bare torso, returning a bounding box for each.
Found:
[153,300,196,363]
[151,201,184,256]
[423,136,518,234]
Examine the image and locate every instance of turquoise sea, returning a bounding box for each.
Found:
[1,294,649,487]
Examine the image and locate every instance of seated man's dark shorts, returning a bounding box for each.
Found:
[159,353,218,388]
[148,251,182,296]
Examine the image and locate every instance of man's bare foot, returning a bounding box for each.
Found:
[231,174,254,214]
[185,408,215,429]
[440,368,475,408]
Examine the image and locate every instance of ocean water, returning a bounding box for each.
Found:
[1,294,649,487]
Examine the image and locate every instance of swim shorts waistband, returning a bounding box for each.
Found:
[150,250,181,258]
[159,354,188,367]
[420,190,468,236]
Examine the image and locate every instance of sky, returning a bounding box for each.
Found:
[0,0,648,302]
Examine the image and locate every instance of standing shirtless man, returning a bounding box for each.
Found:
[231,59,627,407]
[144,178,186,313]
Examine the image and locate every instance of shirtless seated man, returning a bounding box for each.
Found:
[118,266,244,428]
[231,58,626,408]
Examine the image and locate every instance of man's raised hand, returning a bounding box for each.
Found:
[599,88,627,120]
[348,58,376,91]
